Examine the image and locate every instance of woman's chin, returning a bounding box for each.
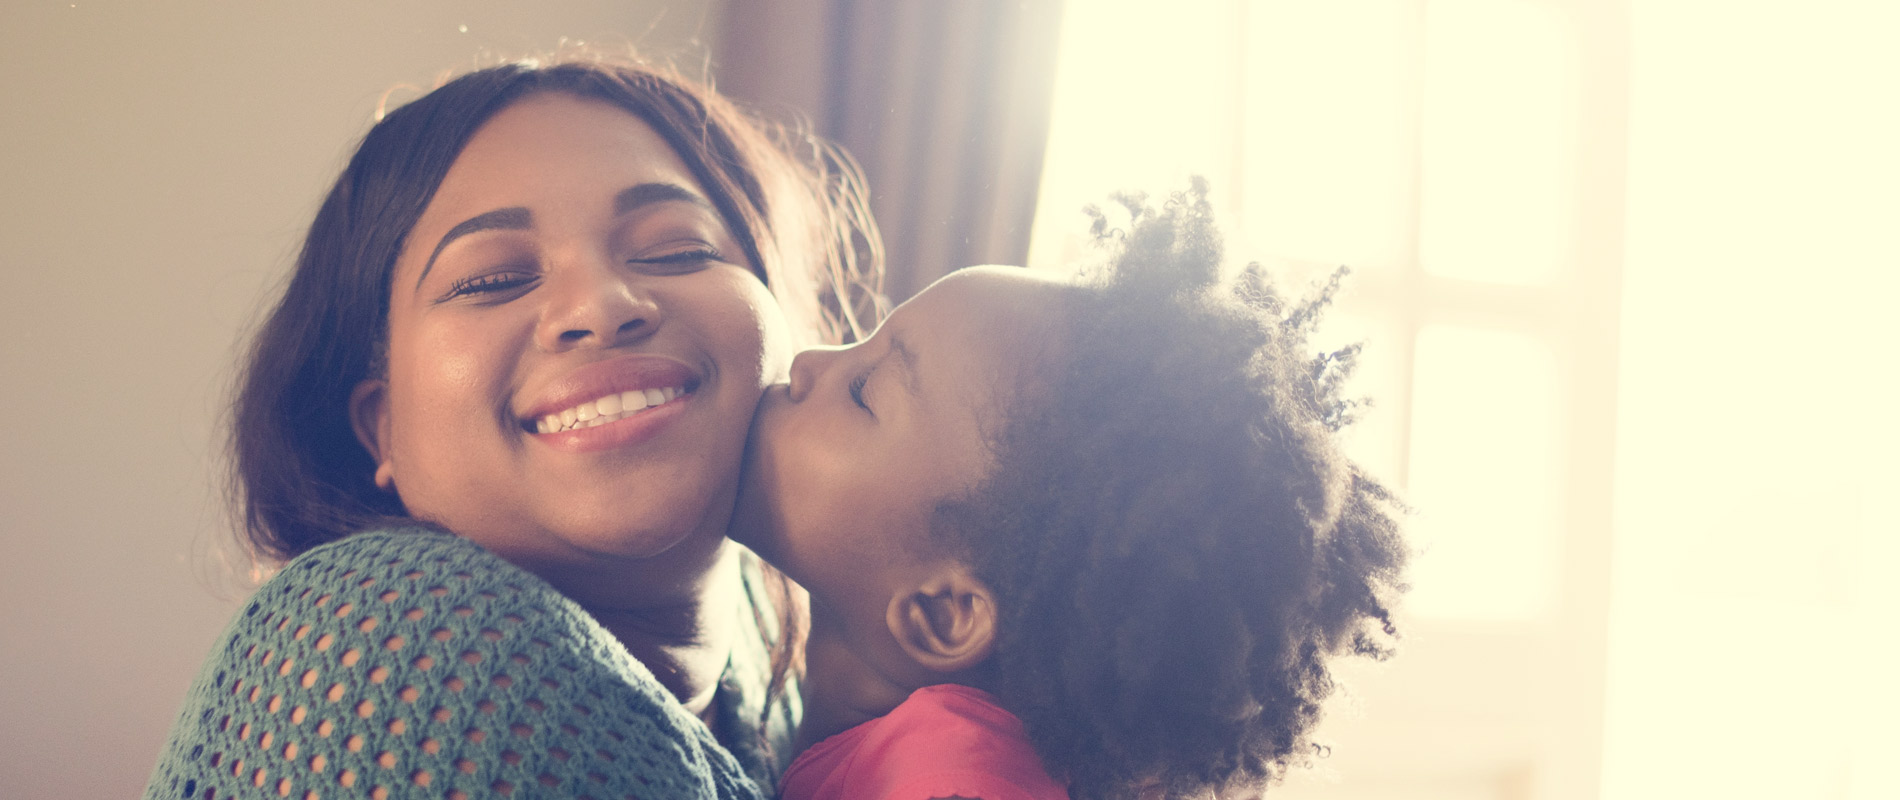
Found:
[575,518,728,565]
[450,512,717,578]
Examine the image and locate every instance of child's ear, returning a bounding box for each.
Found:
[885,565,997,674]
[349,379,397,492]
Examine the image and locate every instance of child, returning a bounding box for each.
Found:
[729,181,1409,800]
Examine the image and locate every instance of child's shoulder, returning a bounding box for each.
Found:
[785,685,1067,800]
[882,684,1018,734]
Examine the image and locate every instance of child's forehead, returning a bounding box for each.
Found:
[899,268,1071,353]
[908,266,1072,324]
[890,267,1075,411]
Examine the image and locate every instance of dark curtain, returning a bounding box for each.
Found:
[715,0,1066,301]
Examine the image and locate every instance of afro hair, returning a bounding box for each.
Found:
[933,179,1409,799]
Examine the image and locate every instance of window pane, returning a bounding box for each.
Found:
[1418,0,1579,285]
[1405,325,1562,620]
[1027,0,1242,269]
[1242,0,1418,272]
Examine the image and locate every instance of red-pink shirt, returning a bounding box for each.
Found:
[780,684,1070,800]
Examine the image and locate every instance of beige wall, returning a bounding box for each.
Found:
[0,3,716,796]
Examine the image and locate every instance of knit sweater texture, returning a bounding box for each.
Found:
[144,528,788,800]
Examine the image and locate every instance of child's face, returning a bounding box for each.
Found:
[731,267,1069,609]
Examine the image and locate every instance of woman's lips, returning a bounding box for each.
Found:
[531,384,689,433]
[530,392,694,453]
[519,354,701,427]
[518,355,708,455]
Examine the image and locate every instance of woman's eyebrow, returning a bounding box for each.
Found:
[614,182,712,216]
[416,206,532,289]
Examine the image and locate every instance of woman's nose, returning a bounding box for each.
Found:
[785,345,848,402]
[533,258,662,351]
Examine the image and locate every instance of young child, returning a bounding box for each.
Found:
[729,181,1408,800]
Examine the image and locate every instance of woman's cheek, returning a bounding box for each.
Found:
[404,318,504,411]
[723,265,795,385]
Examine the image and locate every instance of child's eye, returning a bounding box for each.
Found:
[847,372,873,413]
[628,247,723,274]
[443,270,538,301]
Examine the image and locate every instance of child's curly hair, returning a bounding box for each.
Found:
[932,179,1409,799]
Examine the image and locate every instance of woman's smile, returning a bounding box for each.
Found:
[520,353,703,451]
[530,385,688,434]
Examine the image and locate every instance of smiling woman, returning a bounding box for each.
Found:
[143,57,881,800]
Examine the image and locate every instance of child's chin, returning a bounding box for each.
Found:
[723,483,781,562]
[729,391,792,559]
[727,524,776,564]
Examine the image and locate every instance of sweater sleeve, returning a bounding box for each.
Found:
[144,528,764,800]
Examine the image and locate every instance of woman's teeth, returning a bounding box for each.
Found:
[534,386,685,434]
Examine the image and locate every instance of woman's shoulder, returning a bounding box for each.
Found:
[240,527,578,661]
[281,526,517,586]
[145,527,763,800]
[244,526,575,654]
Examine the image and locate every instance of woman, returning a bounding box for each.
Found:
[145,56,879,800]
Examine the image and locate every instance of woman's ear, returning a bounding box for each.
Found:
[349,379,397,492]
[885,565,997,675]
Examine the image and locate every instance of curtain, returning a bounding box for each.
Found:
[714,0,1066,301]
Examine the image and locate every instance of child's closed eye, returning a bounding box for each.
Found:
[848,371,873,414]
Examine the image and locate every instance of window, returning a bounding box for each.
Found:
[1028,2,1625,797]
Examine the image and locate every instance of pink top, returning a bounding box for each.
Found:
[780,684,1070,800]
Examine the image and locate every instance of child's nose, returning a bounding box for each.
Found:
[786,345,847,402]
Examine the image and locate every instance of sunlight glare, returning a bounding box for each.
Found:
[1405,325,1562,620]
[1418,0,1579,286]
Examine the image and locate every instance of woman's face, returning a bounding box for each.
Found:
[353,93,791,574]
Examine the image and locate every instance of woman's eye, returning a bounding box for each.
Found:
[628,247,722,274]
[443,270,538,301]
[848,372,872,413]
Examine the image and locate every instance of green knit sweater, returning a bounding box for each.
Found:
[145,528,792,800]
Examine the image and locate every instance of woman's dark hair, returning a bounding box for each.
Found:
[232,55,883,564]
[935,180,1408,799]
